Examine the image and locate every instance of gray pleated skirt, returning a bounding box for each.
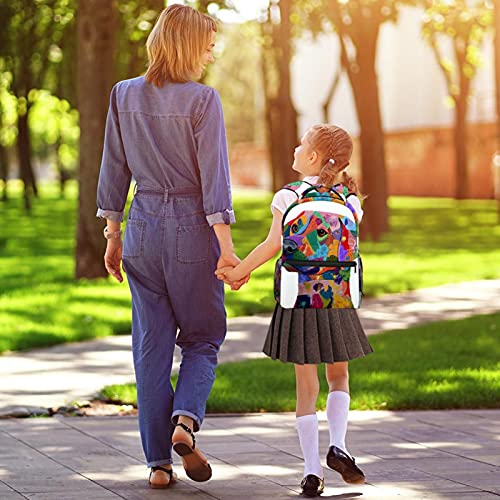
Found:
[263,305,373,364]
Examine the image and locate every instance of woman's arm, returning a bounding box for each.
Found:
[217,208,283,283]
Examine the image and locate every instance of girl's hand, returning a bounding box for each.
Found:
[104,239,124,283]
[215,266,250,290]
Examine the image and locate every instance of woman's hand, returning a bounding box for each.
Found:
[104,239,124,283]
[216,254,250,290]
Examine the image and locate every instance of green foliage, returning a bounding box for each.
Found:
[422,0,493,100]
[0,0,76,95]
[28,90,79,170]
[206,22,263,144]
[296,0,412,40]
[116,1,165,81]
[100,313,500,411]
[0,182,499,353]
[0,71,17,147]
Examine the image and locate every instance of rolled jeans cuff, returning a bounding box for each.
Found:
[147,458,173,467]
[172,410,202,433]
[96,208,124,222]
[206,209,236,226]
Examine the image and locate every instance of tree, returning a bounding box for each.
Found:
[300,0,416,240]
[116,0,165,81]
[494,0,500,149]
[261,0,299,191]
[422,0,493,199]
[0,70,17,202]
[0,0,75,210]
[75,0,117,279]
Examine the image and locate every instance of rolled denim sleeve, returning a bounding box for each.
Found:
[96,83,132,222]
[194,88,235,226]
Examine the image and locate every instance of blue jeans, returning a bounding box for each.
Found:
[122,186,226,467]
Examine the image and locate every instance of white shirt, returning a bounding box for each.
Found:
[270,176,364,221]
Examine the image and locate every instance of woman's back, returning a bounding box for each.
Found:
[110,76,223,189]
[97,76,233,225]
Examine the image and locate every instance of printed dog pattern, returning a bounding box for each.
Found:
[276,183,360,309]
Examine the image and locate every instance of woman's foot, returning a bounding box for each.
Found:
[326,445,365,484]
[149,465,177,489]
[172,422,212,482]
[300,474,325,497]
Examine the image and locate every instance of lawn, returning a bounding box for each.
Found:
[0,180,499,353]
[100,312,500,411]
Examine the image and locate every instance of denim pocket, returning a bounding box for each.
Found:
[176,224,210,263]
[123,219,146,258]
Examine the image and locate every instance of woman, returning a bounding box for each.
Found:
[96,4,247,489]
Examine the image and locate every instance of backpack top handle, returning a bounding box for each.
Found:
[301,184,346,202]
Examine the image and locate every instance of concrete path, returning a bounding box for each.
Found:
[1,280,499,413]
[0,410,499,499]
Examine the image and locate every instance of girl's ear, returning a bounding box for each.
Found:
[308,150,318,164]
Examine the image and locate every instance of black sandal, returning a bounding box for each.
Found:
[149,465,176,489]
[172,422,212,482]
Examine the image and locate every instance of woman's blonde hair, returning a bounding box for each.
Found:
[308,124,363,197]
[145,4,217,86]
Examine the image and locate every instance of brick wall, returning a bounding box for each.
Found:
[229,122,497,199]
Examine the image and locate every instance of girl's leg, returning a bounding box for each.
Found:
[325,362,365,484]
[295,364,323,480]
[325,362,350,453]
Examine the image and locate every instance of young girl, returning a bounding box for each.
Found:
[216,124,373,497]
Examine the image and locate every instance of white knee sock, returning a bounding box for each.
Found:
[326,391,350,454]
[296,414,323,479]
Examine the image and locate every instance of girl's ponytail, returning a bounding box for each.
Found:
[308,124,363,198]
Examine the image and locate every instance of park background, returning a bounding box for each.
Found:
[0,0,499,413]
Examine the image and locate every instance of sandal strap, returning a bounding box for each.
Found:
[150,466,173,479]
[175,422,196,450]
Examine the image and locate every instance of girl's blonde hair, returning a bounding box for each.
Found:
[308,124,363,197]
[145,4,217,86]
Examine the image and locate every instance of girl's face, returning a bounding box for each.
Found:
[196,31,216,78]
[292,131,321,176]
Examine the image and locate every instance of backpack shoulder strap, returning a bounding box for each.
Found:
[281,180,313,198]
[332,183,355,198]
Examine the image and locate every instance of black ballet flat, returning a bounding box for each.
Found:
[326,445,365,484]
[300,474,325,497]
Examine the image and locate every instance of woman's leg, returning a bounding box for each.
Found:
[295,364,323,480]
[124,260,177,468]
[325,361,350,452]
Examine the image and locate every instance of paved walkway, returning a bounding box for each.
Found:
[1,280,499,413]
[0,410,499,499]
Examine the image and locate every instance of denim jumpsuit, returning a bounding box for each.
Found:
[96,77,235,467]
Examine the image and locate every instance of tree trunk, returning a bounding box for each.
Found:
[0,144,8,202]
[273,0,298,190]
[17,108,38,212]
[494,0,500,220]
[75,0,116,279]
[495,0,500,147]
[453,94,468,199]
[261,2,298,192]
[342,30,388,241]
[454,42,470,200]
[322,54,344,123]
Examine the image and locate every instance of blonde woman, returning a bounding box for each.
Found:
[96,4,246,489]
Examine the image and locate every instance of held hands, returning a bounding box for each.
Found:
[216,253,250,291]
[104,239,124,283]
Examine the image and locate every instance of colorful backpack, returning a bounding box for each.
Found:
[274,181,363,309]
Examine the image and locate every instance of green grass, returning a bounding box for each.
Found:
[0,180,499,353]
[99,313,500,411]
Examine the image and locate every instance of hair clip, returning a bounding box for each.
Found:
[328,158,335,165]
